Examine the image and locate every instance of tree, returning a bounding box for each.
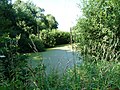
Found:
[0,0,28,83]
[0,0,17,37]
[14,0,38,35]
[46,14,58,31]
[13,0,47,52]
[74,0,120,61]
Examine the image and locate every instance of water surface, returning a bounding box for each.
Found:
[28,45,82,74]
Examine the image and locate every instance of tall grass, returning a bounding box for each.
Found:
[33,60,120,90]
[0,56,119,90]
[0,31,120,90]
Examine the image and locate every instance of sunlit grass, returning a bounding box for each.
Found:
[1,54,120,90]
[28,60,120,90]
[1,45,119,90]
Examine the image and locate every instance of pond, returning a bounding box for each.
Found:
[28,44,82,74]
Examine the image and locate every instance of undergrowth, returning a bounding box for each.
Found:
[0,59,119,90]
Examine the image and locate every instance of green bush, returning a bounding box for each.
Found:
[41,30,56,48]
[54,31,70,45]
[0,36,29,89]
[41,30,70,48]
[18,34,45,53]
[30,35,45,52]
[18,37,32,53]
[73,0,120,61]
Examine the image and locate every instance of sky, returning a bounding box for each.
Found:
[12,0,82,31]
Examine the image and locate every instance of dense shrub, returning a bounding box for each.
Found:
[18,30,70,52]
[73,0,120,61]
[54,31,70,45]
[64,60,120,90]
[41,30,56,48]
[18,37,32,53]
[0,36,28,87]
[30,35,45,52]
[41,30,70,48]
[1,59,119,90]
[18,34,45,53]
[0,35,18,56]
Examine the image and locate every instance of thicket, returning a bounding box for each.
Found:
[73,0,120,61]
[0,0,70,89]
[18,30,70,52]
[41,30,70,48]
[18,34,45,53]
[0,36,29,89]
[0,59,119,90]
[0,0,70,53]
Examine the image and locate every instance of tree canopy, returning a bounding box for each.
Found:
[73,0,120,61]
[0,0,58,37]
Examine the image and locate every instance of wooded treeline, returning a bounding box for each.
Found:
[73,0,120,61]
[0,0,70,87]
[0,0,70,53]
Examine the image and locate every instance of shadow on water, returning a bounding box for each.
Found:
[28,45,82,74]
